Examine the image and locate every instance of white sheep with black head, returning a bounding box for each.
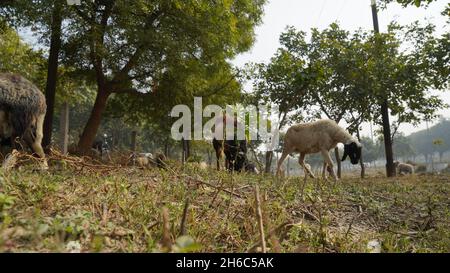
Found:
[276,119,362,181]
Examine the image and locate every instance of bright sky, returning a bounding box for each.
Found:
[231,0,450,137]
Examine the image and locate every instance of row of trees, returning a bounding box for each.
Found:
[1,0,266,154]
[249,20,448,176]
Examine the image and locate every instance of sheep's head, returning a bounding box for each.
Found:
[234,151,247,172]
[341,141,362,165]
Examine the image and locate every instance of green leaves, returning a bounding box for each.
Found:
[0,193,15,212]
[252,21,448,138]
[381,0,437,8]
[0,26,46,85]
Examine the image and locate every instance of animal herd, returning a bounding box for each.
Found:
[0,72,423,178]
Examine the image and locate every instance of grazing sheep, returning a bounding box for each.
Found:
[212,114,249,172]
[198,161,208,170]
[131,152,166,169]
[187,161,209,170]
[394,161,414,175]
[213,138,248,172]
[132,152,154,168]
[276,119,362,181]
[224,139,248,172]
[244,161,259,174]
[0,73,46,162]
[213,137,225,170]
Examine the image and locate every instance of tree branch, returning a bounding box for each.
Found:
[111,9,164,84]
[194,74,238,97]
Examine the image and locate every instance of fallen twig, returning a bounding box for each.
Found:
[185,175,244,199]
[179,198,190,236]
[254,185,266,253]
[161,207,172,252]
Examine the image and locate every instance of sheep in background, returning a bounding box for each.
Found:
[131,152,166,169]
[213,138,248,172]
[394,161,414,175]
[0,73,47,167]
[213,137,225,170]
[212,114,249,172]
[186,161,209,170]
[132,152,154,168]
[244,161,259,174]
[224,139,248,172]
[276,119,362,181]
[198,161,208,170]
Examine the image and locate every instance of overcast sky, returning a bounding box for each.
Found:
[231,0,449,137]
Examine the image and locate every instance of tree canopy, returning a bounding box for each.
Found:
[1,0,267,154]
[249,21,449,172]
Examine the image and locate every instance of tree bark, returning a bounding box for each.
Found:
[265,151,273,173]
[181,138,186,164]
[42,0,63,150]
[130,130,137,151]
[59,102,69,154]
[77,90,110,154]
[164,138,170,158]
[334,147,342,179]
[186,139,191,159]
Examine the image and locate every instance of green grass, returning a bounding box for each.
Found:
[0,160,449,253]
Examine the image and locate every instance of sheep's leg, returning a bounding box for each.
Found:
[31,113,46,159]
[23,113,47,170]
[321,149,337,181]
[299,153,315,179]
[216,151,221,171]
[276,150,289,177]
[321,161,328,180]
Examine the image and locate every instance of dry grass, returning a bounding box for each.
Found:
[0,153,449,253]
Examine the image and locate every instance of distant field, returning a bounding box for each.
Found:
[0,159,449,253]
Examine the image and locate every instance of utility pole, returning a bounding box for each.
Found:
[371,0,395,177]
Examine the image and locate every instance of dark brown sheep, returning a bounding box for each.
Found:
[0,73,46,159]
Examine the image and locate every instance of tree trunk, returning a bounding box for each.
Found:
[381,100,396,177]
[181,138,186,164]
[164,138,170,158]
[265,151,273,173]
[186,139,191,159]
[59,102,69,154]
[42,0,63,150]
[78,90,110,154]
[130,130,137,152]
[334,147,341,179]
